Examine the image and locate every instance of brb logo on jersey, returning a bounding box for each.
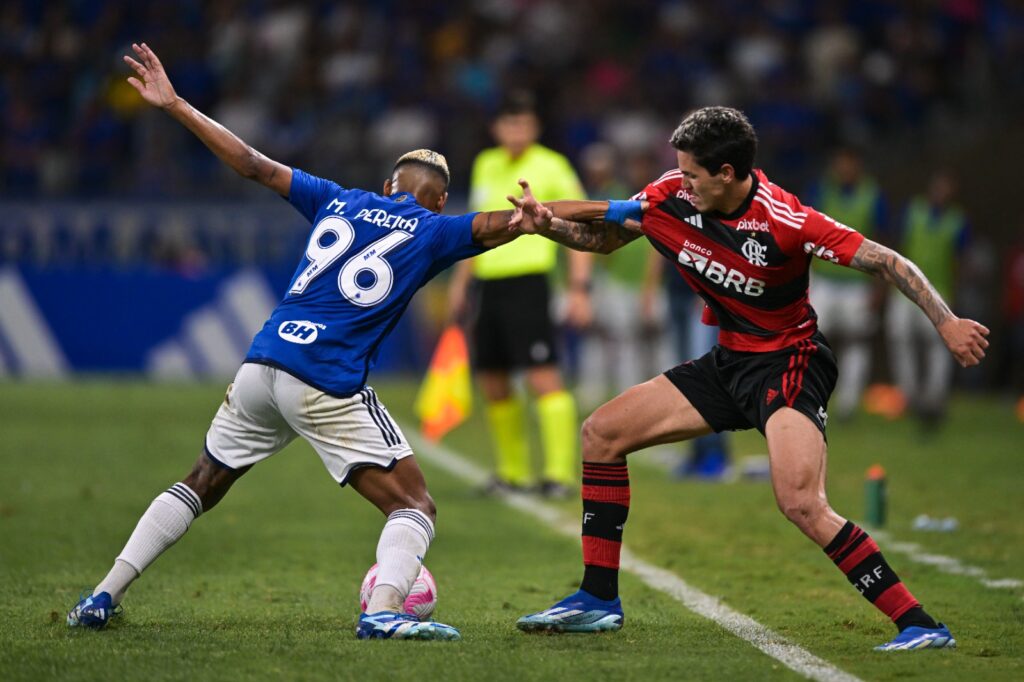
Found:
[278,320,324,344]
[678,240,766,297]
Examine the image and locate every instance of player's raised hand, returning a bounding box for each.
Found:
[506,196,540,234]
[518,178,553,228]
[506,178,553,234]
[937,317,990,367]
[124,43,179,110]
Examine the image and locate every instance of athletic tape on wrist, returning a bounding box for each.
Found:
[604,200,643,225]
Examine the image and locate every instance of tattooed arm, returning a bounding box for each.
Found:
[848,238,989,367]
[538,217,643,254]
[849,238,952,326]
[507,178,646,254]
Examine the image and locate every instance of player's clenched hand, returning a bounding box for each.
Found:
[124,42,179,110]
[507,178,552,234]
[937,317,989,367]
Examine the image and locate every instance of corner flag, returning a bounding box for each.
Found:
[414,325,473,441]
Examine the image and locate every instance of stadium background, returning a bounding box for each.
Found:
[1,3,1023,681]
[2,0,1024,387]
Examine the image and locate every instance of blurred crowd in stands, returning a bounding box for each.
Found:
[2,0,1023,394]
[2,0,1022,200]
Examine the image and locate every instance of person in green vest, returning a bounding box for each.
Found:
[887,169,969,427]
[808,146,889,420]
[448,91,591,498]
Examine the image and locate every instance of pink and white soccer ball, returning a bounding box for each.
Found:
[359,563,437,620]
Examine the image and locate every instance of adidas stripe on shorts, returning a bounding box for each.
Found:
[205,362,412,485]
[664,331,838,437]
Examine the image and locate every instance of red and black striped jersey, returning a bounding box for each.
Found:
[635,168,865,352]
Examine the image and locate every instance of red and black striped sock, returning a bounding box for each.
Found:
[579,461,630,601]
[825,520,938,631]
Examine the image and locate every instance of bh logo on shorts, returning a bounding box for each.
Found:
[278,320,323,344]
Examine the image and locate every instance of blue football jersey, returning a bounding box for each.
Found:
[245,168,483,396]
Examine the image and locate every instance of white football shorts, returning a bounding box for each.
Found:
[205,362,413,486]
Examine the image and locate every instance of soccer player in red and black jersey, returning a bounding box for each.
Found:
[511,107,988,651]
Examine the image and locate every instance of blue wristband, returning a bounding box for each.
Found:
[604,200,643,225]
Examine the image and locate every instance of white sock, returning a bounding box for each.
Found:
[93,560,138,605]
[366,509,434,614]
[95,483,202,604]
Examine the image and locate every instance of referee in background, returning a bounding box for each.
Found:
[448,91,591,498]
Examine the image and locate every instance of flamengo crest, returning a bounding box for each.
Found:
[742,237,768,266]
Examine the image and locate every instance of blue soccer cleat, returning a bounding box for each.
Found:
[356,611,461,641]
[875,623,956,651]
[67,591,120,630]
[517,589,624,633]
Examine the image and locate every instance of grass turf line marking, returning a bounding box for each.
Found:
[637,446,1023,595]
[637,450,1024,595]
[871,531,1023,591]
[405,429,863,682]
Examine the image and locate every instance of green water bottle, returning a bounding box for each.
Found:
[865,464,887,528]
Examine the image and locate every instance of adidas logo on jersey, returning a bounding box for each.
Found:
[678,241,765,297]
[683,214,703,229]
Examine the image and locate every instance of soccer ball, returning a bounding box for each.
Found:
[359,563,437,620]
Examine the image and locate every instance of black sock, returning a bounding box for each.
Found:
[895,606,939,631]
[824,521,934,631]
[581,565,618,601]
[578,461,629,602]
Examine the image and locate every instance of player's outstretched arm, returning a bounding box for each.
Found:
[470,210,521,248]
[532,217,642,254]
[471,176,604,248]
[123,42,292,197]
[849,238,989,367]
[508,180,643,254]
[514,186,650,225]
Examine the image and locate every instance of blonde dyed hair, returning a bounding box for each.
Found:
[393,149,450,187]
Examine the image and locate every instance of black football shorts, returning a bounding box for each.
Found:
[664,332,837,436]
[470,273,559,371]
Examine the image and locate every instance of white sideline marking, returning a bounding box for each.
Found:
[405,430,862,682]
[872,532,1023,591]
[635,449,1024,597]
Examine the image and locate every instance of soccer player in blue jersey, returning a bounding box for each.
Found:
[67,42,538,641]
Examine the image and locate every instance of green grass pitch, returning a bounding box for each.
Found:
[1,380,1021,681]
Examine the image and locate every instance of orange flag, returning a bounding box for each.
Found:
[414,325,473,442]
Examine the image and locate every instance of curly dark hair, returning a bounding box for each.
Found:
[669,107,758,180]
